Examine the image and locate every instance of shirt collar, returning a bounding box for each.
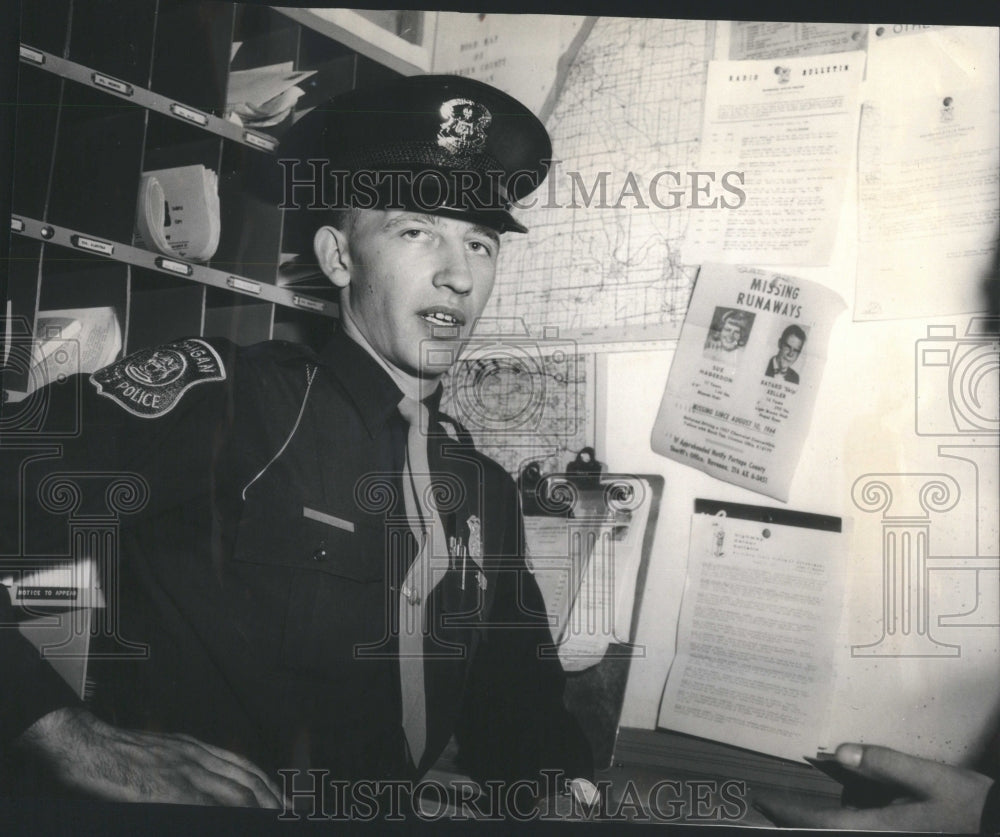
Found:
[338,308,436,403]
[316,328,444,438]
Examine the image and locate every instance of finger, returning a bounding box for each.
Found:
[174,764,264,808]
[833,744,959,798]
[172,735,283,809]
[177,735,284,808]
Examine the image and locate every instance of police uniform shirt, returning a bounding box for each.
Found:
[0,329,592,788]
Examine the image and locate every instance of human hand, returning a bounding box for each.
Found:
[16,707,285,808]
[753,742,995,833]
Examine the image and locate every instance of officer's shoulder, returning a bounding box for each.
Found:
[237,338,316,368]
[88,337,317,419]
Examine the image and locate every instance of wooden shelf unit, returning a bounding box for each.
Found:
[4,0,405,394]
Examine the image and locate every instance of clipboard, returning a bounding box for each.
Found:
[521,471,664,770]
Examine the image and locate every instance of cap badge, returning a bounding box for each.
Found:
[437,98,492,155]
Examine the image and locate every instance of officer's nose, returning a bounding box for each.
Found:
[432,239,475,295]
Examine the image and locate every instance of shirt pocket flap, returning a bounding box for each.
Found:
[232,501,387,582]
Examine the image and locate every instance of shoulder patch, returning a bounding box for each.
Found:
[90,338,226,418]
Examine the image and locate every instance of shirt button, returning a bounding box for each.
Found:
[312,542,328,562]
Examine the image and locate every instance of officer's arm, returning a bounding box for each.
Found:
[1,356,214,745]
[13,706,284,807]
[2,343,283,806]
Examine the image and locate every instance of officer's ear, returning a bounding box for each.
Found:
[314,225,352,289]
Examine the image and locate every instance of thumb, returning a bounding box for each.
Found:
[833,743,955,798]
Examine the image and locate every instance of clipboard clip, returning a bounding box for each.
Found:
[518,448,608,518]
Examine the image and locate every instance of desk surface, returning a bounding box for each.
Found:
[427,726,842,825]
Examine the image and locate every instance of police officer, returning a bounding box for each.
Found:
[0,75,591,810]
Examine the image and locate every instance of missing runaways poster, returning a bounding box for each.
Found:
[651,264,845,500]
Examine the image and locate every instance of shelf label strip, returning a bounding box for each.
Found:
[293,296,326,312]
[19,45,45,64]
[169,102,209,127]
[71,235,115,256]
[155,257,193,276]
[227,276,262,295]
[92,72,133,97]
[244,132,277,152]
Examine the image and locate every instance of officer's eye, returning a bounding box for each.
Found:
[468,239,495,257]
[401,228,431,240]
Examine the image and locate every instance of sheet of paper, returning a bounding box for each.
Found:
[658,511,846,762]
[525,515,590,647]
[525,476,653,670]
[431,13,591,119]
[608,478,653,640]
[854,86,999,320]
[34,307,121,374]
[479,17,711,343]
[6,307,123,400]
[1,558,103,609]
[685,52,864,266]
[557,477,652,670]
[4,559,102,700]
[650,264,845,501]
[554,521,616,671]
[226,62,315,127]
[728,21,867,61]
[868,23,954,43]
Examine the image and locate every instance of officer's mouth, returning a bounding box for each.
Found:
[419,307,465,336]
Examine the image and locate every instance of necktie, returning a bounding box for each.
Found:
[396,395,451,768]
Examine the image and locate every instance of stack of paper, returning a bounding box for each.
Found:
[4,558,104,699]
[527,476,654,672]
[225,59,315,129]
[6,307,122,400]
[135,165,221,262]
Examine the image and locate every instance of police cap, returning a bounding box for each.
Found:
[281,75,552,234]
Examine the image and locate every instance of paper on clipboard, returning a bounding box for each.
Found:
[658,504,846,763]
[525,476,653,671]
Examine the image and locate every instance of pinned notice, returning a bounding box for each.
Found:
[650,264,845,501]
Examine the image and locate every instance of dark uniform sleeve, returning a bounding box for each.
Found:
[454,464,593,788]
[981,780,1000,835]
[0,338,234,748]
